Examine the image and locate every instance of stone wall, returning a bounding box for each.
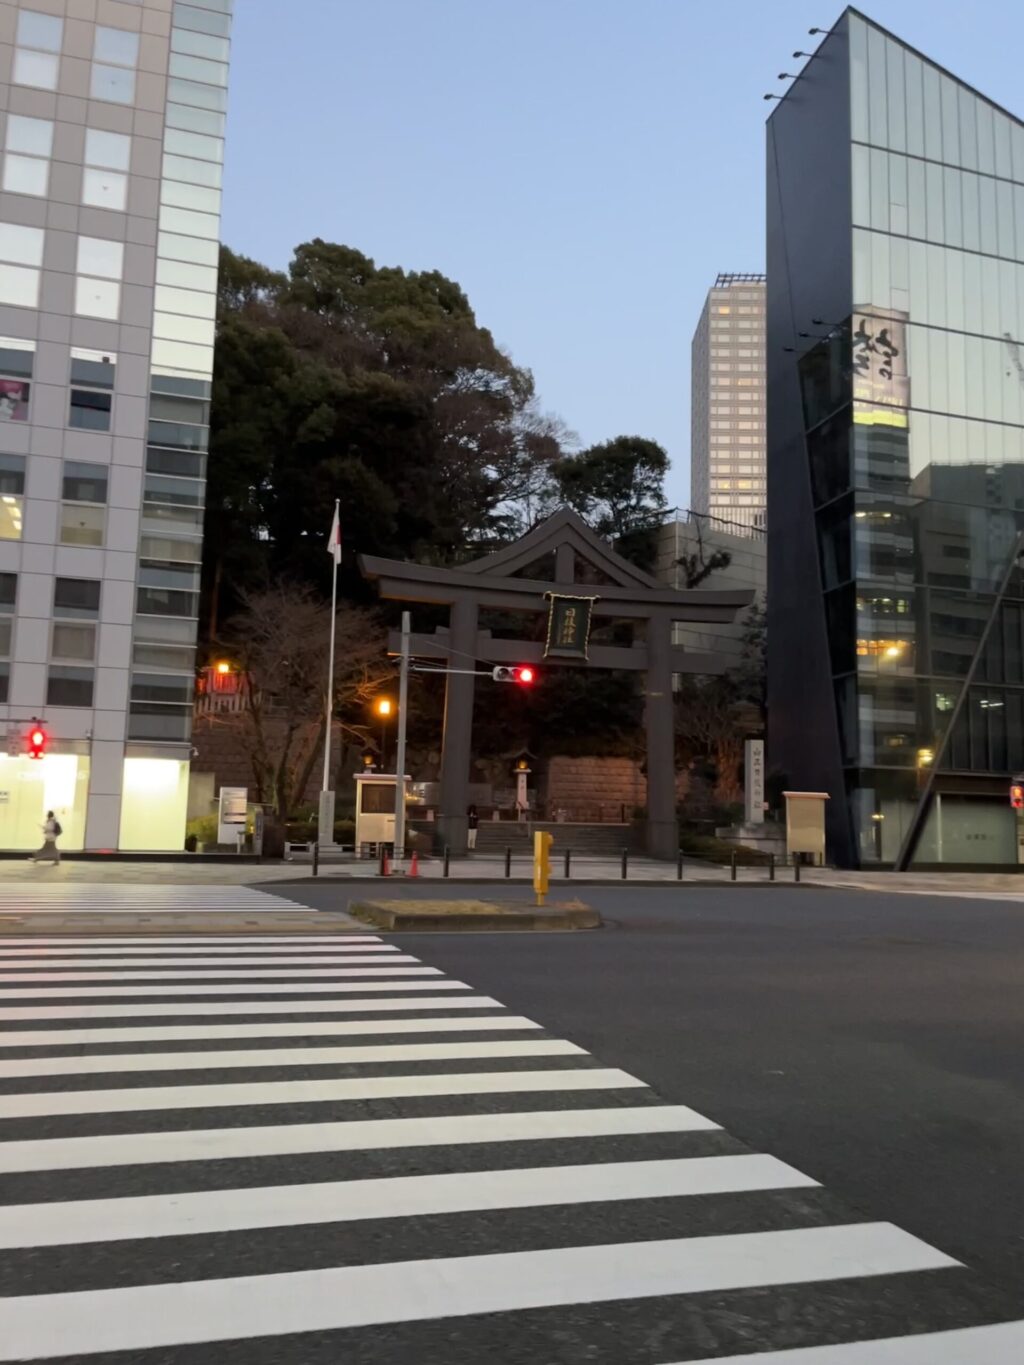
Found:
[544,756,646,821]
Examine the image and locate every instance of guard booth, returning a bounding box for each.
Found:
[354,773,411,854]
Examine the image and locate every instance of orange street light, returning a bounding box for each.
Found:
[214,660,233,675]
[375,697,394,717]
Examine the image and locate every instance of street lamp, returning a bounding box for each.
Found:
[374,697,395,771]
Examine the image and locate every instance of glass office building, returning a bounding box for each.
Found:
[767,8,1024,866]
[0,0,231,850]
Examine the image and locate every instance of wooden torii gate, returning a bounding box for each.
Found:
[359,508,752,858]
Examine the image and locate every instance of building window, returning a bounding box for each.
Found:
[68,348,116,433]
[61,461,108,546]
[82,128,131,211]
[0,456,25,541]
[0,223,44,309]
[75,237,124,321]
[0,569,15,700]
[53,577,101,619]
[48,578,100,706]
[13,10,62,91]
[129,671,195,740]
[47,665,94,707]
[2,113,54,197]
[0,338,34,423]
[91,25,139,104]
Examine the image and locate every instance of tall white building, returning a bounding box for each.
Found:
[690,273,766,534]
[0,0,231,851]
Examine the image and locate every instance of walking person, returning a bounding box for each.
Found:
[29,810,61,864]
[466,804,479,851]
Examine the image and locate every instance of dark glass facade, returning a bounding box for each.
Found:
[767,8,1024,866]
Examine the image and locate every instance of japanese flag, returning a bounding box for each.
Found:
[327,505,341,566]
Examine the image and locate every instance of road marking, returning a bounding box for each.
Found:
[0,961,425,981]
[0,948,401,961]
[0,1103,719,1173]
[678,1318,1024,1362]
[0,1015,540,1048]
[0,937,384,946]
[0,1067,645,1119]
[0,960,425,982]
[0,1037,583,1079]
[0,990,491,1021]
[0,1224,957,1360]
[0,1154,816,1249]
[0,974,451,998]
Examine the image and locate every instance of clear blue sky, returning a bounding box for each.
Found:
[220,1,1023,509]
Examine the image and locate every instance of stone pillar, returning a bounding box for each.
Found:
[436,597,478,855]
[645,616,678,859]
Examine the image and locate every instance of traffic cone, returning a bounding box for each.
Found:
[381,848,391,877]
[409,850,419,878]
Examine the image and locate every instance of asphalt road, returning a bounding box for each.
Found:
[286,880,1024,1297]
[3,881,1024,1361]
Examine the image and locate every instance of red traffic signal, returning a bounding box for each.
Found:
[1011,783,1024,810]
[492,665,537,684]
[27,724,48,760]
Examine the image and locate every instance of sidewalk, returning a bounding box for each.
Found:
[0,855,1022,897]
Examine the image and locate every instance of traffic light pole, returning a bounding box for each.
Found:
[392,610,411,865]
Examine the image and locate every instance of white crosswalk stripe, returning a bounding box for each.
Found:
[0,883,309,912]
[0,932,1017,1363]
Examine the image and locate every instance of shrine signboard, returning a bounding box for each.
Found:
[544,593,598,659]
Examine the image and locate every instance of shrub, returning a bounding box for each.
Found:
[679,831,771,865]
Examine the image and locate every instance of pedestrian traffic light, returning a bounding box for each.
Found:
[492,665,536,684]
[27,723,47,760]
[1011,782,1024,810]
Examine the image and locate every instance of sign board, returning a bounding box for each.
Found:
[783,791,829,864]
[544,593,598,659]
[851,307,909,427]
[217,786,248,847]
[744,739,765,826]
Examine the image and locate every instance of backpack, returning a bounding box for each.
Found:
[52,820,62,837]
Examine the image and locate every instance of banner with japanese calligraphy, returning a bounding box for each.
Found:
[543,593,598,659]
[851,308,909,427]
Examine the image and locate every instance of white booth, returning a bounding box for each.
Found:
[354,773,412,852]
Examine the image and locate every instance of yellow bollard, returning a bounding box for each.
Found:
[533,830,552,907]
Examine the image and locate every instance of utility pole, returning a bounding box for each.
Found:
[393,610,411,865]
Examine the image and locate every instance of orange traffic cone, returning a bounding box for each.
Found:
[381,848,391,877]
[409,850,419,878]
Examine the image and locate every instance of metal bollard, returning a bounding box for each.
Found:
[730,850,737,881]
[621,847,628,879]
[794,855,801,883]
[504,846,511,878]
[769,852,775,881]
[443,845,451,878]
[677,849,684,880]
[312,840,319,878]
[379,844,387,877]
[564,848,572,879]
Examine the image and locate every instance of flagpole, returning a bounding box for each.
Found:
[322,498,340,793]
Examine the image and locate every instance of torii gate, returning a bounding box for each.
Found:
[359,508,752,859]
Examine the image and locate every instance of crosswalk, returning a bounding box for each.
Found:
[0,883,308,912]
[0,935,1020,1362]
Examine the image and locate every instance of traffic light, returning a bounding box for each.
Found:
[1011,782,1024,810]
[492,665,536,684]
[27,723,48,760]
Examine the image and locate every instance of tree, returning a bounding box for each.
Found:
[674,601,766,809]
[204,242,571,637]
[213,585,392,817]
[552,436,669,568]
